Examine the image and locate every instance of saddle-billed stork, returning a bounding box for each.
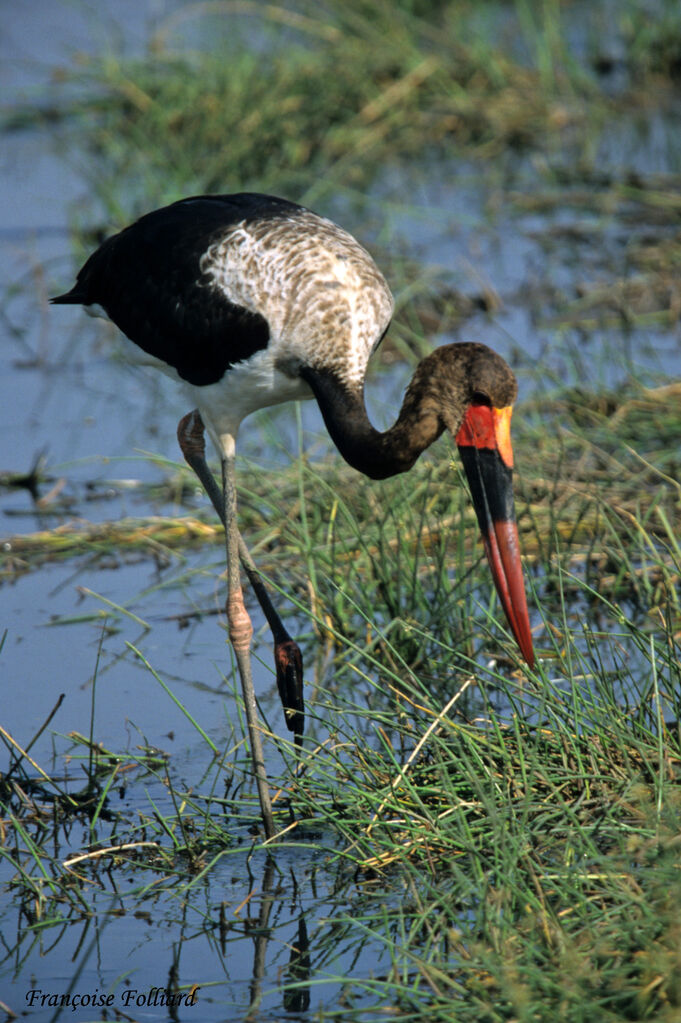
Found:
[52,193,534,838]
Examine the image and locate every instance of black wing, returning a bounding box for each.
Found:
[52,194,306,387]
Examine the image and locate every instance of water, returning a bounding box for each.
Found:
[2,2,680,1018]
[9,842,399,1020]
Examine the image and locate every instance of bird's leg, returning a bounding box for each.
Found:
[177,411,275,838]
[235,543,305,747]
[221,443,277,838]
[177,412,305,744]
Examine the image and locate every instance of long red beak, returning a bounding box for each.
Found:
[456,404,534,668]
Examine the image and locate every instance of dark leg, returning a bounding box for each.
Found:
[177,412,304,745]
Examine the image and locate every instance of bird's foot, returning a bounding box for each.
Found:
[274,638,304,742]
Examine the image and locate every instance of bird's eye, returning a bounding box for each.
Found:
[472,391,491,406]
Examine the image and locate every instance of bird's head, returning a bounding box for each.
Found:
[422,343,534,668]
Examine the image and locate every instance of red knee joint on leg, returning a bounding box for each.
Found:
[227,588,253,652]
[177,410,206,462]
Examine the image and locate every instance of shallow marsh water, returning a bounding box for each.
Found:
[2,1,680,1019]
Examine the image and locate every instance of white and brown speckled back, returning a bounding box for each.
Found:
[51,193,394,442]
[201,208,394,389]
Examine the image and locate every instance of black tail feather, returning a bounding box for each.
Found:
[50,289,84,305]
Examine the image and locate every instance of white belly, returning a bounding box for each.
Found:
[182,347,313,456]
[116,330,313,456]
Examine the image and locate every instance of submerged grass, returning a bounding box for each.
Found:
[2,363,679,1016]
[39,4,569,217]
[3,0,681,1017]
[9,0,678,235]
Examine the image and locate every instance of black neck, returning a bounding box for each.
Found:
[301,366,443,480]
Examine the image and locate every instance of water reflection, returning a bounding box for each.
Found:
[237,857,311,1019]
[0,790,378,1021]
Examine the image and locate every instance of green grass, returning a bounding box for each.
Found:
[3,0,681,1016]
[2,365,679,1015]
[14,0,677,235]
